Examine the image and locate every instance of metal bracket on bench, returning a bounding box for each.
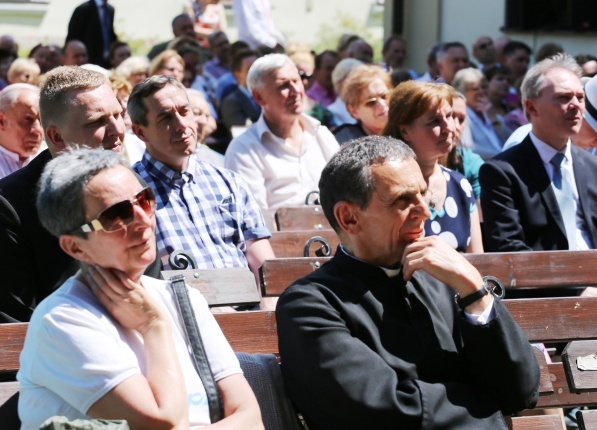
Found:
[304,236,332,257]
[169,250,198,270]
[304,190,320,205]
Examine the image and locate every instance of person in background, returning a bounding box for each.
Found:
[108,41,132,69]
[306,50,339,107]
[147,14,196,61]
[188,88,225,167]
[327,58,362,127]
[346,39,373,64]
[225,54,339,217]
[576,54,597,78]
[221,49,261,133]
[150,49,184,83]
[453,67,504,160]
[472,35,496,70]
[383,80,483,253]
[28,44,52,74]
[382,35,417,79]
[484,65,514,143]
[188,0,228,40]
[0,48,16,90]
[62,40,89,67]
[440,92,485,203]
[500,41,531,82]
[0,84,43,179]
[204,31,231,81]
[536,42,564,63]
[289,50,314,91]
[418,42,442,83]
[114,56,150,87]
[436,41,470,85]
[7,59,40,85]
[232,0,284,50]
[333,65,391,144]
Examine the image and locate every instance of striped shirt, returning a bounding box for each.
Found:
[0,145,35,179]
[133,152,270,270]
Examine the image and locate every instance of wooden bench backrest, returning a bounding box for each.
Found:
[260,250,597,297]
[275,206,331,231]
[160,267,260,308]
[269,230,340,258]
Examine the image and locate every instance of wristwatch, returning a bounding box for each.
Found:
[454,276,505,310]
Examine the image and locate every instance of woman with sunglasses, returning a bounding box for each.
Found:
[333,65,393,144]
[18,148,263,430]
[383,81,484,253]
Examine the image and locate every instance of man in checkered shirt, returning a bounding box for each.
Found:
[129,75,274,280]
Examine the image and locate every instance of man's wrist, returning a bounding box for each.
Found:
[455,276,505,311]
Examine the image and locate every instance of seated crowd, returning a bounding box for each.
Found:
[1,1,596,428]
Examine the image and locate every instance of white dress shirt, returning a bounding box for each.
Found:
[224,113,339,216]
[530,132,593,250]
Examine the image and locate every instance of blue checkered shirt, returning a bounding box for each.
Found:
[133,152,271,270]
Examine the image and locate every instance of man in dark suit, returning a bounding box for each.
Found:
[277,136,539,429]
[147,14,196,61]
[480,54,597,255]
[0,66,160,323]
[65,0,117,68]
[221,49,261,133]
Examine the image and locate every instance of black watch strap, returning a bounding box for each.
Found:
[455,276,505,310]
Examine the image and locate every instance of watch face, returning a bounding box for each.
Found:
[483,276,505,299]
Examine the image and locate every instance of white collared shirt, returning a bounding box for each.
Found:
[225,113,339,217]
[530,132,593,250]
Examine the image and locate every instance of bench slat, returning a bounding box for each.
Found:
[577,409,597,430]
[0,324,27,374]
[508,414,565,430]
[275,206,331,231]
[214,311,278,355]
[562,340,597,392]
[269,230,339,258]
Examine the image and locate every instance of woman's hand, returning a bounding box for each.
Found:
[84,265,165,335]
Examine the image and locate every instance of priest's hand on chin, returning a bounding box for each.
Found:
[401,236,492,314]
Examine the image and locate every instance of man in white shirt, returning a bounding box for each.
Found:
[232,0,283,50]
[0,84,43,179]
[225,54,339,218]
[480,54,597,258]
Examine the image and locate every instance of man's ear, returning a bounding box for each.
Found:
[333,201,361,235]
[45,125,67,153]
[524,99,537,118]
[347,104,360,121]
[252,89,266,107]
[59,235,93,263]
[0,111,6,131]
[132,124,148,144]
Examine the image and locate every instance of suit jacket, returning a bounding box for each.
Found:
[479,136,597,252]
[220,86,261,133]
[276,249,539,430]
[66,0,117,67]
[0,149,162,323]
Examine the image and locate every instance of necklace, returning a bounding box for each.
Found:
[428,188,438,209]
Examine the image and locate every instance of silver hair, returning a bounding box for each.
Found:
[186,88,205,101]
[331,58,362,93]
[0,83,39,111]
[37,147,130,238]
[452,67,484,94]
[114,56,150,80]
[521,53,582,107]
[247,53,296,93]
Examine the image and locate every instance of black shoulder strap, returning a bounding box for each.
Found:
[169,274,224,423]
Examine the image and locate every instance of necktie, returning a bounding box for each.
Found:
[100,1,111,59]
[550,152,577,250]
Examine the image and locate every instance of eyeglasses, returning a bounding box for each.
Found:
[298,70,313,79]
[78,187,156,233]
[362,93,388,108]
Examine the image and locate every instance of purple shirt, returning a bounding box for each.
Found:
[204,58,230,81]
[306,81,337,107]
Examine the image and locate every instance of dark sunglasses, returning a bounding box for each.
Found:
[78,187,156,233]
[298,70,313,79]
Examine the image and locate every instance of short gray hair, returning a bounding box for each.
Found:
[0,83,39,111]
[247,53,296,92]
[332,58,362,93]
[37,147,130,238]
[114,56,150,80]
[319,135,416,233]
[128,75,186,127]
[39,66,107,130]
[452,67,484,94]
[521,53,582,107]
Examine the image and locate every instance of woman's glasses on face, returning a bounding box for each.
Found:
[362,92,389,108]
[78,187,156,233]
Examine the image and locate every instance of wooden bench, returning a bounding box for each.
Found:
[260,249,597,298]
[274,206,331,231]
[269,230,339,258]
